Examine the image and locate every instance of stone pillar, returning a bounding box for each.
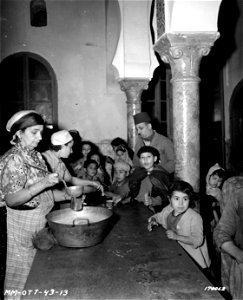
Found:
[154,32,219,191]
[119,79,149,150]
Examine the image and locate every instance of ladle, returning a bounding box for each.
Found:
[24,162,84,211]
[59,179,84,211]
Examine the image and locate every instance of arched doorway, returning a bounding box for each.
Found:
[0,52,57,154]
[229,79,243,171]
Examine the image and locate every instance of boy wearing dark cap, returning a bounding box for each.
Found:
[129,145,170,212]
[133,112,174,174]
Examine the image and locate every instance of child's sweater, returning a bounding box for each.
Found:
[153,205,211,269]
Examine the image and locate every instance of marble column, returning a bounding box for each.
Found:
[154,32,219,191]
[119,79,149,150]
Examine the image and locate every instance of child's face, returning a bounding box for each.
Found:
[209,174,222,188]
[114,169,127,183]
[82,144,91,158]
[139,152,156,171]
[170,191,190,216]
[91,154,100,166]
[86,163,98,177]
[116,150,125,159]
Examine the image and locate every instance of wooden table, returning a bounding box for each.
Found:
[23,203,223,300]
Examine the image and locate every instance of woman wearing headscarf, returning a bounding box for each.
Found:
[0,110,73,299]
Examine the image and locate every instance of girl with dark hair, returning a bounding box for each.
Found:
[86,150,111,187]
[70,140,99,177]
[148,180,211,270]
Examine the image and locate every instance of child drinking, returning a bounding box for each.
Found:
[148,180,211,270]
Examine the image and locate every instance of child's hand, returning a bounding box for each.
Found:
[112,195,122,206]
[93,181,104,195]
[144,193,153,206]
[166,230,177,240]
[147,217,158,231]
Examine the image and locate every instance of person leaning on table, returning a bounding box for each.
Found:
[0,110,78,299]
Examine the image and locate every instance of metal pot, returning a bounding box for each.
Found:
[46,207,113,248]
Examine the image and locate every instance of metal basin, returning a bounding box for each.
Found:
[46,207,113,248]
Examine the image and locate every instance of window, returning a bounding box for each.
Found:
[141,64,172,138]
[0,52,57,154]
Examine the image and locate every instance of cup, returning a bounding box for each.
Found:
[106,199,113,210]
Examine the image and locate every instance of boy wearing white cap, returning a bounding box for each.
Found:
[42,130,103,194]
[105,161,131,206]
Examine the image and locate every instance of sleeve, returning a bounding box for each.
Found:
[213,196,237,249]
[153,205,172,228]
[162,138,175,174]
[132,139,143,167]
[189,213,204,248]
[62,163,73,183]
[120,182,130,200]
[1,154,27,195]
[109,182,116,193]
[128,167,146,199]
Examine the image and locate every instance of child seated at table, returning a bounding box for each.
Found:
[80,159,100,182]
[87,150,111,187]
[148,180,211,270]
[105,161,131,206]
[71,140,99,177]
[129,146,170,212]
[114,144,133,168]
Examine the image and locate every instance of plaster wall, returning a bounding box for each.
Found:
[0,0,126,143]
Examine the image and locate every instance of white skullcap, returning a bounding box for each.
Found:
[51,130,73,146]
[6,110,36,132]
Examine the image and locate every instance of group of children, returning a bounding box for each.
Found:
[147,162,227,291]
[48,129,228,292]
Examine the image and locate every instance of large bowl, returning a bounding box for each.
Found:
[46,207,113,248]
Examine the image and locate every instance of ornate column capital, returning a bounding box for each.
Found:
[118,78,150,150]
[154,32,220,81]
[118,78,149,103]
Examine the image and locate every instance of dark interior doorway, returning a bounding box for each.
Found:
[141,64,173,139]
[229,79,243,172]
[0,52,57,155]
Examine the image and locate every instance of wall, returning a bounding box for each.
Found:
[0,0,127,143]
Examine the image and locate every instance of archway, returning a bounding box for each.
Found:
[0,52,57,154]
